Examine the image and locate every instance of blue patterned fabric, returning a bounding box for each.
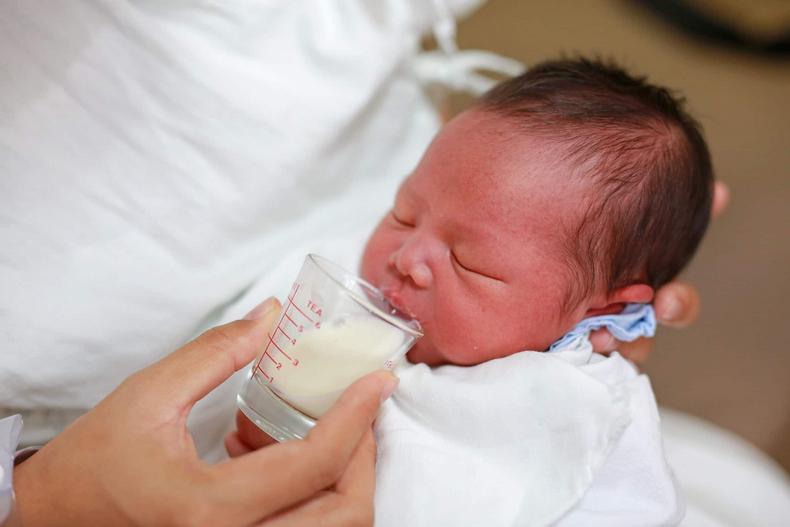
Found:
[549,303,657,352]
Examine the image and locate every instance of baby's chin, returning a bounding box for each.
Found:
[405,338,479,367]
[405,339,447,366]
[406,334,530,367]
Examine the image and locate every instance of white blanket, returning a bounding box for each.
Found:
[0,0,484,458]
[375,339,683,526]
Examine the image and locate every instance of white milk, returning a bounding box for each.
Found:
[269,317,404,418]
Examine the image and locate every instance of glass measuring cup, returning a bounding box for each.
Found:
[237,254,422,441]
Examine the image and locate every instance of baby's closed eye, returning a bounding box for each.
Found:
[450,250,505,282]
[391,211,414,228]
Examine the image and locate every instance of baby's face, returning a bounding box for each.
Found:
[361,110,593,366]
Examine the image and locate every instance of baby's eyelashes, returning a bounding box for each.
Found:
[391,211,415,228]
[451,251,506,283]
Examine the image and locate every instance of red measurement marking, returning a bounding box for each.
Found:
[306,299,323,317]
[267,334,299,366]
[252,340,272,371]
[287,297,314,324]
[286,285,319,325]
[275,325,294,343]
[286,283,301,304]
[283,311,305,333]
[261,350,282,370]
[255,364,273,383]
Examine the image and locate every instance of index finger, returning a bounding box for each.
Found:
[334,429,377,499]
[133,299,282,412]
[211,371,397,524]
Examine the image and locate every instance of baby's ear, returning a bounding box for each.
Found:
[609,283,654,305]
[585,284,654,317]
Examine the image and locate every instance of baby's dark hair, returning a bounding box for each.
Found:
[477,57,714,307]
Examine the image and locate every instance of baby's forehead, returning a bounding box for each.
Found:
[434,111,584,176]
[418,113,588,209]
[407,132,585,252]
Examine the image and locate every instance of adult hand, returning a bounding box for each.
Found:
[591,181,730,363]
[12,298,396,527]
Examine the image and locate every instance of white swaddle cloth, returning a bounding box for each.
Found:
[374,332,683,526]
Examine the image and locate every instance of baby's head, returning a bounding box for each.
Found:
[361,58,713,366]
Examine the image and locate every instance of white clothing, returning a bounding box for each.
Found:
[0,0,481,458]
[374,339,683,527]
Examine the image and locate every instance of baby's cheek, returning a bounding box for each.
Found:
[433,289,547,364]
[444,334,513,365]
[360,230,388,284]
[431,298,493,365]
[359,252,377,285]
[442,342,487,365]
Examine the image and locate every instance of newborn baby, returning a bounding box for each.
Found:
[361,58,712,526]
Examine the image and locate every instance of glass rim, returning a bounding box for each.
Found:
[306,253,423,338]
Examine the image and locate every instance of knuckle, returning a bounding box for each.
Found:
[196,323,252,369]
[200,324,246,353]
[314,459,344,489]
[307,450,345,489]
[281,441,344,490]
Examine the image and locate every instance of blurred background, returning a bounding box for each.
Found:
[455,0,790,471]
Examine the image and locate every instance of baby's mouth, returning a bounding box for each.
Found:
[381,286,418,320]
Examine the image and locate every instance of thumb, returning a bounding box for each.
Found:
[138,298,282,410]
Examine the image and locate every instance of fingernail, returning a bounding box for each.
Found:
[380,373,399,402]
[660,298,681,323]
[243,297,279,320]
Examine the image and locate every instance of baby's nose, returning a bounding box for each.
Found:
[389,244,433,288]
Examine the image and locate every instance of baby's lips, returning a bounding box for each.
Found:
[381,285,418,320]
